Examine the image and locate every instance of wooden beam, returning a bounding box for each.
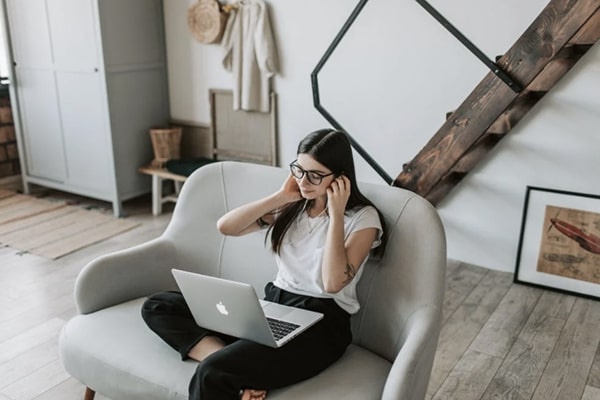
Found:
[424,6,600,205]
[394,0,600,199]
[528,44,592,91]
[570,7,600,43]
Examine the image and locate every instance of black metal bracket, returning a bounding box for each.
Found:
[311,0,394,185]
[416,0,523,93]
[310,0,523,185]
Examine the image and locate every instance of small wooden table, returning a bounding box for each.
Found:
[138,166,187,216]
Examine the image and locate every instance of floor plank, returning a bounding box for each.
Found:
[0,294,74,343]
[1,359,70,400]
[0,339,59,389]
[0,318,64,366]
[441,261,488,325]
[32,378,110,400]
[481,291,575,400]
[469,284,542,358]
[531,298,600,400]
[588,343,600,388]
[427,269,513,397]
[432,349,503,400]
[582,385,600,400]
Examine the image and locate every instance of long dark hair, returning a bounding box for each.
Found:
[268,128,386,257]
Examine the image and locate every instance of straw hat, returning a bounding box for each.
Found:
[188,0,228,44]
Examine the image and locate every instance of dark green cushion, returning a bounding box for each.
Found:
[165,157,217,177]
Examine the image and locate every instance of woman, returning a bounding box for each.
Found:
[142,129,386,399]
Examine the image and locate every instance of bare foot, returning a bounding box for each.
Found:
[187,335,226,362]
[241,389,267,400]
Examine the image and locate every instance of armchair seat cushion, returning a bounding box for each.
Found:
[60,297,391,400]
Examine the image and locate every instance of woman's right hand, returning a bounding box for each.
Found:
[241,389,267,400]
[277,174,303,204]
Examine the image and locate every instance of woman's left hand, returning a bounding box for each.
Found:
[327,175,351,217]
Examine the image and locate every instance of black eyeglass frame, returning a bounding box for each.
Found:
[289,161,335,185]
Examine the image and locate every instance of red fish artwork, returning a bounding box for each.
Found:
[549,218,600,255]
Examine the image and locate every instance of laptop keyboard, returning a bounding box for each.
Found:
[266,317,300,340]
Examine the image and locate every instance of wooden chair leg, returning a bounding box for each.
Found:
[84,387,96,400]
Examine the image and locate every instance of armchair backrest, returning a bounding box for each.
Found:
[352,180,446,361]
[163,162,446,361]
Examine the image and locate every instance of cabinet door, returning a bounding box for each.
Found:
[7,0,67,181]
[14,69,66,181]
[5,0,53,68]
[46,0,99,70]
[45,0,113,193]
[17,69,66,182]
[56,71,113,193]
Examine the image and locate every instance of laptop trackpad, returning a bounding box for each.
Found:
[261,301,294,319]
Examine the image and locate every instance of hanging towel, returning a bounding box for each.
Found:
[221,0,279,112]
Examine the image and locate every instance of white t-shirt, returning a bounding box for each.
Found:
[273,205,383,314]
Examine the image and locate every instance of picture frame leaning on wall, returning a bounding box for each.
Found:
[514,186,600,300]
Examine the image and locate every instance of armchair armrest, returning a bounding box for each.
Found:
[382,306,442,400]
[74,238,177,314]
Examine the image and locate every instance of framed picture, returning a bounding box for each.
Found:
[514,186,600,300]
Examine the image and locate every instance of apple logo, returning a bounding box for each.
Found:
[216,301,229,315]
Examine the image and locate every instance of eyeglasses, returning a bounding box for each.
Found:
[289,161,335,185]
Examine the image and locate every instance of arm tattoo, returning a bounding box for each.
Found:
[343,263,357,284]
[257,209,278,228]
[256,216,269,228]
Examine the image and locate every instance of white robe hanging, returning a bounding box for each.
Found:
[221,0,279,112]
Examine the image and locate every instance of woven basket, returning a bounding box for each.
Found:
[149,127,182,168]
[188,0,228,44]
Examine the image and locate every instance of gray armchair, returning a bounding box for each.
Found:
[60,161,446,400]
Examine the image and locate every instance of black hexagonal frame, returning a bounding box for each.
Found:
[310,0,520,185]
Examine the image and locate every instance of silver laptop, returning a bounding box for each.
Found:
[171,269,324,348]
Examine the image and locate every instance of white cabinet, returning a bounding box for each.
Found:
[4,0,169,216]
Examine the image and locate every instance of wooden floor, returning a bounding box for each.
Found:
[0,176,599,400]
[429,260,600,400]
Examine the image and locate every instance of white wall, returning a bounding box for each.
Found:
[164,0,600,272]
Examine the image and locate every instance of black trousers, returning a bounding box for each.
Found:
[141,282,352,400]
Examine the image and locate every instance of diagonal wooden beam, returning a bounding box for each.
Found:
[424,10,600,206]
[394,0,600,201]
